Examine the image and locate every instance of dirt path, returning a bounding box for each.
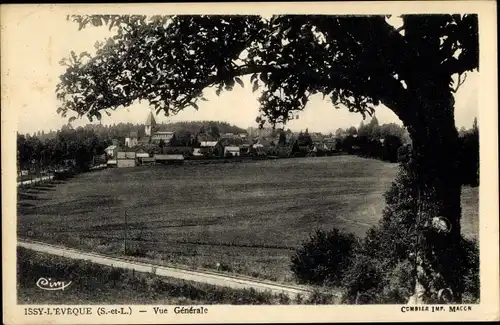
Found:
[18,239,315,299]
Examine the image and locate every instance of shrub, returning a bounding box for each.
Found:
[305,289,339,304]
[291,228,358,286]
[341,254,385,304]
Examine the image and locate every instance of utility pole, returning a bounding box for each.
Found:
[123,207,128,255]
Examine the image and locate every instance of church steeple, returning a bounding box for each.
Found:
[145,111,156,136]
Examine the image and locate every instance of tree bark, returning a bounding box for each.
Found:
[405,85,463,304]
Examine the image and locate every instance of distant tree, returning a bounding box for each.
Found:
[368,116,381,139]
[346,126,357,136]
[472,117,478,133]
[458,126,468,137]
[209,126,220,139]
[335,128,345,138]
[278,130,287,146]
[298,130,313,147]
[357,121,366,137]
[173,130,192,146]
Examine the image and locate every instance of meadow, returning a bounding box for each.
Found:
[17,156,478,283]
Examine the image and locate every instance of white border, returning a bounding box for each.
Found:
[2,2,498,323]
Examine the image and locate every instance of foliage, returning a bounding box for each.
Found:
[17,127,109,174]
[57,14,477,128]
[291,228,359,286]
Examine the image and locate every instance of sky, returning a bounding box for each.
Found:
[2,9,478,135]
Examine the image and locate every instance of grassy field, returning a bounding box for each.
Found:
[17,247,321,305]
[17,156,478,283]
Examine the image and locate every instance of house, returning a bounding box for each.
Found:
[107,159,117,168]
[193,148,203,157]
[140,157,156,166]
[215,135,244,157]
[125,132,138,148]
[136,152,150,158]
[138,136,151,145]
[239,143,251,155]
[151,131,175,145]
[200,140,218,147]
[154,154,184,165]
[136,149,150,164]
[197,133,219,155]
[323,138,337,151]
[252,138,276,150]
[116,151,136,168]
[105,145,118,158]
[224,146,240,157]
[117,159,135,168]
[218,135,244,147]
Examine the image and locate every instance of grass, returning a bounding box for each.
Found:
[17,247,310,305]
[17,156,478,283]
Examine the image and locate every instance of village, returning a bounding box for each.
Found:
[104,111,341,168]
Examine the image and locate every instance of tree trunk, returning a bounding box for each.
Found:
[405,86,463,304]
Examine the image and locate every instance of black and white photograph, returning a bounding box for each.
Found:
[2,2,498,323]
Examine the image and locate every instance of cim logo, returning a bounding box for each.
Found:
[36,278,72,291]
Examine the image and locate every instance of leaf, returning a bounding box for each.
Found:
[216,88,221,96]
[235,77,244,88]
[260,73,268,83]
[252,81,259,93]
[250,74,258,82]
[200,97,208,101]
[192,102,199,110]
[68,116,76,123]
[79,51,91,59]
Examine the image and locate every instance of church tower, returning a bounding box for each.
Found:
[145,111,156,137]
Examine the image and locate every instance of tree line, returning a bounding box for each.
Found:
[17,126,110,176]
[334,116,479,187]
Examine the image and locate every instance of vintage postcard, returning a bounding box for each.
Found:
[1,1,498,324]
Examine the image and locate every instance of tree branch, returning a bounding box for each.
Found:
[451,72,467,93]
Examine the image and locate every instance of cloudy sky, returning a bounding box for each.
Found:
[2,7,478,135]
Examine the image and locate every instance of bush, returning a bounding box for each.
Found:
[291,228,358,286]
[341,254,386,304]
